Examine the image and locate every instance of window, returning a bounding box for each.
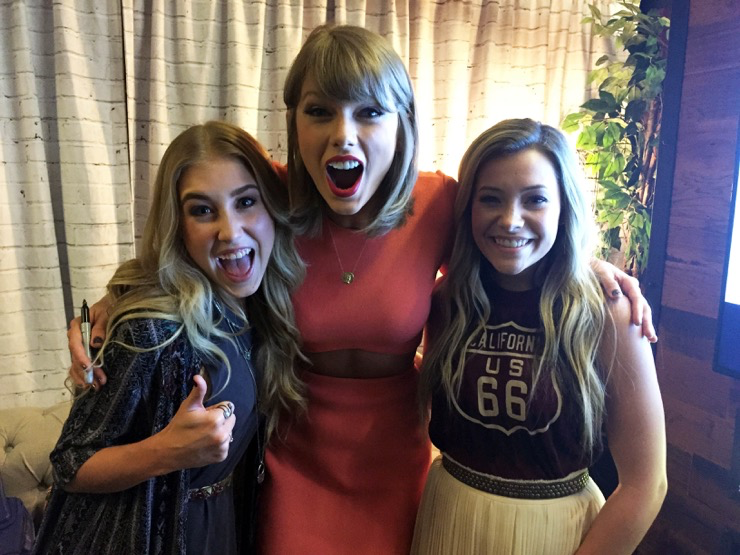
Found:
[714,120,740,378]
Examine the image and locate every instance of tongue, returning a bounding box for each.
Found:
[221,255,251,278]
[327,166,362,190]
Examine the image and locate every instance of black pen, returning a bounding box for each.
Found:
[81,300,93,384]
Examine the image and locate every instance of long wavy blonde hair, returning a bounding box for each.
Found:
[100,121,306,439]
[419,119,608,455]
[283,24,419,237]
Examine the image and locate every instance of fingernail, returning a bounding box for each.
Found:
[92,337,103,346]
[611,289,621,297]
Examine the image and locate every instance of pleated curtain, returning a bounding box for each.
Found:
[0,0,616,407]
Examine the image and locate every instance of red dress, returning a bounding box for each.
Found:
[258,172,456,554]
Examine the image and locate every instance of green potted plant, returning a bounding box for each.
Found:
[563,1,670,278]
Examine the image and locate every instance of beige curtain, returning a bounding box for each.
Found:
[0,0,616,408]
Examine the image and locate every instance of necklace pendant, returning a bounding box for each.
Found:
[257,462,266,484]
[341,271,355,285]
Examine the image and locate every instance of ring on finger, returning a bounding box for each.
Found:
[220,403,234,420]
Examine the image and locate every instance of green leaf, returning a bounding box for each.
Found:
[644,66,666,93]
[603,188,627,202]
[604,157,620,178]
[625,99,646,121]
[582,98,610,113]
[626,167,640,187]
[603,120,622,150]
[619,1,639,14]
[615,154,627,174]
[577,125,598,149]
[595,55,610,66]
[598,90,618,110]
[584,152,600,168]
[562,112,583,132]
[600,76,616,89]
[615,196,631,211]
[588,66,610,85]
[606,211,623,228]
[576,134,593,150]
[604,191,630,208]
[599,179,620,192]
[607,121,623,142]
[596,214,609,224]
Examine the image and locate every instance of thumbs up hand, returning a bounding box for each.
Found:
[157,374,236,470]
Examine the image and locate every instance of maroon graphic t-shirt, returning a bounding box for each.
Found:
[428,272,598,480]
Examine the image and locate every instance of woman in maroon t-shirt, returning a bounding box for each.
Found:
[415,119,666,555]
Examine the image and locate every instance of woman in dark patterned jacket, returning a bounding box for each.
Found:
[33,121,304,554]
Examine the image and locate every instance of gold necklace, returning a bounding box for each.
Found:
[327,223,369,285]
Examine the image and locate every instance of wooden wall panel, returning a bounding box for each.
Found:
[666,444,692,489]
[689,0,740,26]
[661,259,723,318]
[688,456,740,523]
[663,396,735,467]
[658,349,731,418]
[642,490,731,554]
[664,222,729,272]
[683,18,740,75]
[643,0,740,552]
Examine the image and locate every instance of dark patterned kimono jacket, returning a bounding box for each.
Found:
[33,318,201,554]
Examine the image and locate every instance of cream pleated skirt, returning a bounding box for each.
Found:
[410,457,606,555]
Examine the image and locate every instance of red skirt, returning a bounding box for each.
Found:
[258,367,432,555]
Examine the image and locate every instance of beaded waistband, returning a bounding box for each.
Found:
[188,473,233,501]
[442,456,589,500]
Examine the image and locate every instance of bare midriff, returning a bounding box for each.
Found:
[303,349,416,379]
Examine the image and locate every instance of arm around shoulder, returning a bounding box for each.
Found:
[575,296,667,554]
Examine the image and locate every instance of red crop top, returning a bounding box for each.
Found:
[293,171,456,355]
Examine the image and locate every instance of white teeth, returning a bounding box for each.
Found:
[495,238,529,248]
[218,248,252,261]
[327,160,361,170]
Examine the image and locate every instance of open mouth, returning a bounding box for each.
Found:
[494,238,531,248]
[326,159,363,197]
[217,248,254,281]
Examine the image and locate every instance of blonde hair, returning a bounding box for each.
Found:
[283,24,418,237]
[100,121,306,439]
[419,118,607,455]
